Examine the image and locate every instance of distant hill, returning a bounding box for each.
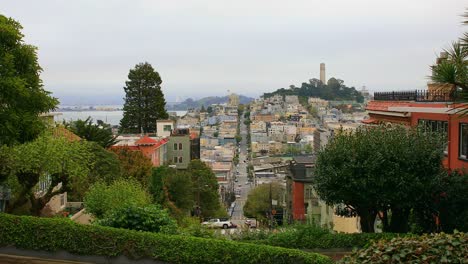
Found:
[263,78,364,103]
[167,95,254,110]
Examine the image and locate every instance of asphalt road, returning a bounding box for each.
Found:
[231,113,253,225]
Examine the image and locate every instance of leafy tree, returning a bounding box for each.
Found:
[0,15,58,145]
[437,171,468,232]
[207,106,213,114]
[97,204,178,234]
[68,142,121,201]
[263,77,362,102]
[243,183,283,222]
[314,126,445,233]
[66,117,117,148]
[165,170,194,214]
[110,148,153,187]
[119,62,168,134]
[235,135,242,144]
[188,160,223,218]
[84,179,151,218]
[7,132,92,215]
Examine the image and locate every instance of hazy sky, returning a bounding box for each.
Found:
[2,0,466,104]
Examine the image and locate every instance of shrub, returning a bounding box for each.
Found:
[235,225,408,249]
[340,231,467,263]
[84,179,151,218]
[0,214,332,264]
[96,204,178,234]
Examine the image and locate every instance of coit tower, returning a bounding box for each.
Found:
[320,63,326,84]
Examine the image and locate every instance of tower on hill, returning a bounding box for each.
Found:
[320,63,326,84]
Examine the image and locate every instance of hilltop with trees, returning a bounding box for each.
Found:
[263,78,364,103]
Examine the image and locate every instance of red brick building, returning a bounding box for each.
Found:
[366,85,468,171]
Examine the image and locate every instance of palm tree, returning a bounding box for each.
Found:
[430,10,468,104]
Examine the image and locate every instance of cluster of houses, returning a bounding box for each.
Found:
[111,93,241,206]
[247,93,368,232]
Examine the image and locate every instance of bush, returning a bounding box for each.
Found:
[0,214,331,264]
[340,231,467,263]
[96,204,178,234]
[235,225,407,249]
[84,179,151,218]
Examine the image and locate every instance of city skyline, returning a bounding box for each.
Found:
[2,0,466,104]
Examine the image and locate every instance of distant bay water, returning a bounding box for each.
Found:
[54,110,187,126]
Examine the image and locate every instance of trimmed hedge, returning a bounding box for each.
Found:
[264,231,408,249]
[0,214,331,264]
[340,231,467,263]
[232,225,408,250]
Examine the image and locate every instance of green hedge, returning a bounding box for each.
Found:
[340,231,467,263]
[265,231,408,249]
[233,225,409,249]
[0,214,331,264]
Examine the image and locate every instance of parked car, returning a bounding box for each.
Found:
[201,218,232,229]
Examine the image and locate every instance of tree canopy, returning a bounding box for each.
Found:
[110,147,153,187]
[119,62,168,134]
[263,78,363,103]
[84,179,151,219]
[243,183,283,222]
[314,125,446,233]
[6,132,92,215]
[0,15,58,145]
[65,117,117,148]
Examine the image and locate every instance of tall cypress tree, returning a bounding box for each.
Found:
[120,62,168,134]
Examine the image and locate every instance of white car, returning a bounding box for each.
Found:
[201,218,232,229]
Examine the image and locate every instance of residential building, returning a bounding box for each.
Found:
[366,85,468,171]
[156,120,174,138]
[167,128,199,169]
[112,135,168,167]
[286,156,333,228]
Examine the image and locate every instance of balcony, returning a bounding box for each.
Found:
[374,90,457,102]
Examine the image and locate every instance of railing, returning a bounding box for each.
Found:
[374,90,456,102]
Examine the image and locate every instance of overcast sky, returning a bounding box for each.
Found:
[2,0,466,104]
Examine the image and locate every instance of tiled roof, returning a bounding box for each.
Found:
[366,101,411,111]
[135,135,158,145]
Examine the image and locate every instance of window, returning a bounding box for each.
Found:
[163,125,172,131]
[174,157,178,163]
[179,143,183,150]
[419,119,449,155]
[459,124,468,159]
[60,194,65,206]
[179,157,183,163]
[173,143,177,150]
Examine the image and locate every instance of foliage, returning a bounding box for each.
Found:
[235,135,242,143]
[263,78,363,103]
[65,117,117,148]
[438,171,468,232]
[0,214,332,264]
[340,231,467,263]
[314,125,446,233]
[0,15,58,146]
[6,132,92,215]
[110,147,153,187]
[177,216,219,239]
[243,183,283,222]
[68,142,121,201]
[119,62,168,134]
[97,204,178,234]
[189,160,224,218]
[84,179,151,219]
